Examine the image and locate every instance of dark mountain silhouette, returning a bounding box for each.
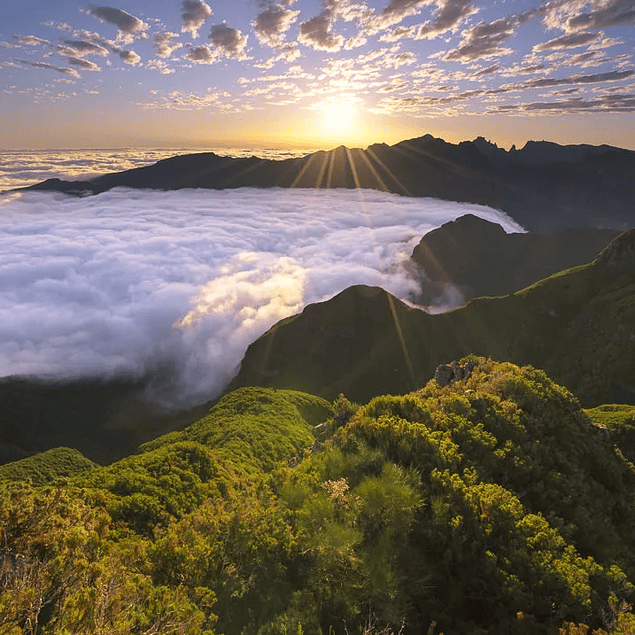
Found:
[412,214,620,304]
[0,376,211,465]
[22,134,635,233]
[230,229,635,405]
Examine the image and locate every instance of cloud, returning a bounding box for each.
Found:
[136,89,233,109]
[210,23,249,59]
[61,39,109,56]
[299,12,345,51]
[525,69,634,88]
[0,149,211,191]
[534,31,600,51]
[253,4,300,47]
[493,92,635,113]
[117,49,141,65]
[14,35,50,47]
[444,13,531,61]
[67,56,101,71]
[471,64,502,78]
[17,59,80,78]
[363,0,430,33]
[416,0,477,39]
[0,187,523,406]
[181,0,213,39]
[147,59,175,74]
[154,32,183,58]
[86,6,149,42]
[184,44,218,64]
[543,0,635,33]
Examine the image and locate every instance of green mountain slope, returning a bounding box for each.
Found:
[231,229,635,406]
[411,214,619,304]
[2,363,635,634]
[0,377,212,465]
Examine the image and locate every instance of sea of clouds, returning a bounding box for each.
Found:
[0,147,313,190]
[0,184,524,407]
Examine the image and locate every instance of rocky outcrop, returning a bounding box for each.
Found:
[434,360,475,386]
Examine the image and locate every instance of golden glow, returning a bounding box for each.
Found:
[323,99,356,133]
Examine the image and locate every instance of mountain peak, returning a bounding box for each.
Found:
[595,229,635,271]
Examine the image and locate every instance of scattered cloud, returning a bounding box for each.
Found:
[299,12,345,51]
[525,68,634,88]
[472,63,502,77]
[117,49,141,65]
[210,23,249,59]
[363,0,429,33]
[493,92,635,113]
[416,0,478,39]
[147,59,175,74]
[137,89,231,109]
[86,5,149,43]
[154,32,183,58]
[14,35,50,47]
[543,0,635,33]
[67,56,101,70]
[17,59,80,77]
[253,4,300,47]
[184,44,218,64]
[61,39,110,56]
[445,13,531,62]
[534,31,600,51]
[181,0,213,39]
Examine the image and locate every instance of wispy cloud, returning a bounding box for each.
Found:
[17,59,80,77]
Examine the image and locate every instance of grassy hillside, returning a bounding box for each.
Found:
[1,363,635,634]
[231,230,635,406]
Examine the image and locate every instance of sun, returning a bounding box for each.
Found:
[323,99,356,133]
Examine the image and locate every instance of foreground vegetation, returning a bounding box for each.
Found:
[2,361,635,634]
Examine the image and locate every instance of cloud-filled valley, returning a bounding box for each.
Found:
[0,187,523,407]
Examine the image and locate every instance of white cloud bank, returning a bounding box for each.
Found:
[0,187,523,406]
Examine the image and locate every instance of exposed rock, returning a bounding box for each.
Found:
[589,422,610,442]
[435,360,475,386]
[435,364,454,386]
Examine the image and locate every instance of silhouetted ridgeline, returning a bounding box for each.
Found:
[23,134,635,233]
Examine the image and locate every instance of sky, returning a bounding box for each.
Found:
[1,0,634,150]
[0,187,522,405]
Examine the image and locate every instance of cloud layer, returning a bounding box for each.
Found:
[0,187,523,406]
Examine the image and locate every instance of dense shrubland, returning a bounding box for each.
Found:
[2,362,635,634]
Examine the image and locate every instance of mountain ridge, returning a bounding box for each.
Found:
[230,228,635,405]
[19,133,635,233]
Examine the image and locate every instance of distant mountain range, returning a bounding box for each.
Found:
[230,227,635,406]
[23,134,635,233]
